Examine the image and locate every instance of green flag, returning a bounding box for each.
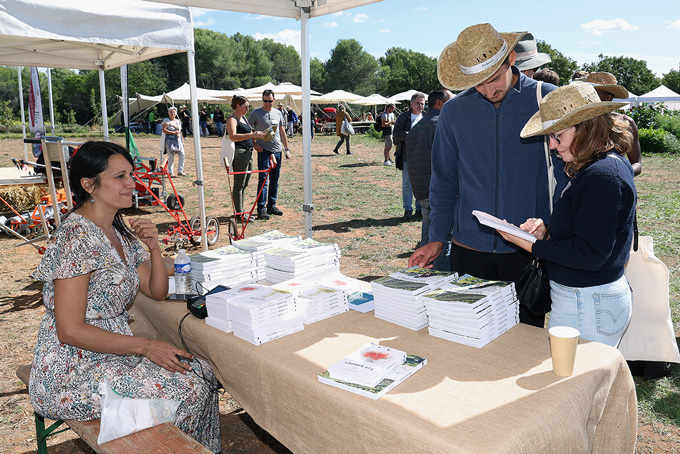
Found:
[127,128,140,158]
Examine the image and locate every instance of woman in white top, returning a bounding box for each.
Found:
[162,106,185,177]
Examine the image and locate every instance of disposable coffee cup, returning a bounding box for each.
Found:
[549,326,580,377]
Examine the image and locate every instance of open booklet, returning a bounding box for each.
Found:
[472,210,537,244]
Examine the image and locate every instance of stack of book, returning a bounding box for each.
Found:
[232,230,301,281]
[422,274,519,348]
[204,284,268,334]
[315,272,374,313]
[226,286,304,345]
[371,267,457,330]
[263,238,341,284]
[318,343,427,400]
[190,245,258,290]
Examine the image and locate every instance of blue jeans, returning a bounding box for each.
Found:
[215,121,224,137]
[547,275,632,347]
[419,198,450,271]
[257,150,282,211]
[401,161,421,212]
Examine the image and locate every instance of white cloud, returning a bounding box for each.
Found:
[190,7,210,18]
[332,12,344,17]
[253,29,302,52]
[379,29,391,33]
[190,7,215,27]
[323,21,338,28]
[352,13,368,23]
[580,18,638,35]
[670,19,680,30]
[416,7,428,11]
[194,18,215,28]
[246,14,269,20]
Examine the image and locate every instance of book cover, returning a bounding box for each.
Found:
[327,343,407,387]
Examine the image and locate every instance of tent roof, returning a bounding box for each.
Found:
[387,89,424,103]
[313,89,363,103]
[0,0,193,70]
[350,93,390,105]
[147,0,383,20]
[637,85,680,100]
[234,81,321,98]
[162,83,234,104]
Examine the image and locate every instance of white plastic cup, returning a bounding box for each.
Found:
[549,326,580,377]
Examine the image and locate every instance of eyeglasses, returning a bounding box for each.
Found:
[549,129,570,145]
[263,100,274,103]
[241,104,250,109]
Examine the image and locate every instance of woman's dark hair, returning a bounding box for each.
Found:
[231,95,248,110]
[68,141,135,241]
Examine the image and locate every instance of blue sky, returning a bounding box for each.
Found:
[191,0,680,78]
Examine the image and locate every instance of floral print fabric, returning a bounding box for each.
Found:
[29,213,220,452]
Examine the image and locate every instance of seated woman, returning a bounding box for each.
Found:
[497,83,636,347]
[28,141,220,452]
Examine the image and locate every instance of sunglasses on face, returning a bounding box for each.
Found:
[263,100,274,103]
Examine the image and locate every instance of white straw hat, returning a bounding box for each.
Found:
[520,83,628,138]
[513,33,551,71]
[438,23,526,91]
[576,72,629,100]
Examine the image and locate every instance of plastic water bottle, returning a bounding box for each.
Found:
[174,249,192,297]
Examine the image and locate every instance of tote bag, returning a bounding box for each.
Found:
[341,118,354,135]
[618,235,680,363]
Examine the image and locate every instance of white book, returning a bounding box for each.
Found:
[318,354,427,400]
[327,343,407,388]
[472,210,537,243]
[232,317,304,346]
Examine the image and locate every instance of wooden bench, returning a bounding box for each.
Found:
[16,365,211,454]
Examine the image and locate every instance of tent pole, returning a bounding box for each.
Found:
[99,68,109,141]
[301,9,313,239]
[17,68,27,160]
[187,47,208,250]
[47,68,55,136]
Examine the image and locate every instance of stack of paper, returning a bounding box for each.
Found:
[318,343,427,400]
[190,245,258,290]
[422,274,519,348]
[315,272,374,313]
[232,230,302,280]
[204,284,268,333]
[263,238,341,284]
[371,267,457,330]
[295,285,349,324]
[226,286,304,345]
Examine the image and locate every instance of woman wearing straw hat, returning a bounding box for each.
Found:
[496,83,636,346]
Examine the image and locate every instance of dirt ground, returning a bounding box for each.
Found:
[0,133,676,453]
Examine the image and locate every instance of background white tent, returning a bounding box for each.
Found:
[388,89,424,103]
[150,0,385,238]
[0,0,213,248]
[162,82,235,104]
[350,94,391,106]
[633,85,680,110]
[313,89,364,104]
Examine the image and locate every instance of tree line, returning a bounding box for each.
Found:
[1,27,678,127]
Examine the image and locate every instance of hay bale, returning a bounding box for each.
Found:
[0,184,47,214]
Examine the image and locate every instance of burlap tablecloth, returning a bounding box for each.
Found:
[129,294,637,454]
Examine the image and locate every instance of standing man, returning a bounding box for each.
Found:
[393,92,426,220]
[213,106,225,137]
[147,109,155,134]
[248,89,292,220]
[409,23,565,327]
[198,106,209,136]
[513,33,551,78]
[286,106,298,137]
[179,105,192,137]
[381,103,396,165]
[404,87,454,268]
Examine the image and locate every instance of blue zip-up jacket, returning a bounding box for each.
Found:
[428,69,567,253]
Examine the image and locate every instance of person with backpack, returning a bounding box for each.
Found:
[379,104,396,165]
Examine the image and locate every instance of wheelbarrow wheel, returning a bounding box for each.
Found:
[227,217,239,244]
[189,215,220,246]
[166,193,185,211]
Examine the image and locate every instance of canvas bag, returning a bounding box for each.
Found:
[220,132,235,170]
[165,124,182,153]
[341,118,354,135]
[618,235,680,362]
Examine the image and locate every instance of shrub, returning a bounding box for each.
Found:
[629,104,674,129]
[656,114,680,139]
[366,125,382,140]
[639,128,680,154]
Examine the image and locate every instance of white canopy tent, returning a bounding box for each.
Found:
[633,85,680,110]
[0,0,213,248]
[162,82,236,104]
[149,0,384,238]
[313,89,364,104]
[350,93,391,106]
[387,89,424,103]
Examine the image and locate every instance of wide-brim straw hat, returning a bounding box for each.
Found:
[577,72,629,99]
[438,23,526,91]
[520,83,628,138]
[514,33,552,71]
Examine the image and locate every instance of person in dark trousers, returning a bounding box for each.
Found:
[179,105,192,137]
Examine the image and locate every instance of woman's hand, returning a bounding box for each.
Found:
[520,218,547,239]
[269,154,277,168]
[251,131,265,140]
[143,338,194,374]
[129,217,160,251]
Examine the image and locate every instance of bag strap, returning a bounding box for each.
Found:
[536,81,555,214]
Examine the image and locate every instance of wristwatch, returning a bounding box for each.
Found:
[285,148,290,152]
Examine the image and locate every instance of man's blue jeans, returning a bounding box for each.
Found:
[257,150,282,211]
[401,161,421,212]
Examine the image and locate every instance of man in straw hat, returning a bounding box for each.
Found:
[409,23,567,327]
[496,82,635,347]
[575,72,642,175]
[513,32,552,78]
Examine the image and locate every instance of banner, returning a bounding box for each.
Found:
[28,67,45,135]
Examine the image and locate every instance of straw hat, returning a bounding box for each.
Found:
[577,72,629,99]
[438,23,526,91]
[513,33,551,71]
[520,83,628,138]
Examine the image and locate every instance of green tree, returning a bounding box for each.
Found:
[536,41,578,86]
[662,68,680,94]
[309,57,326,93]
[582,54,660,95]
[324,39,377,95]
[378,48,439,97]
[259,39,301,84]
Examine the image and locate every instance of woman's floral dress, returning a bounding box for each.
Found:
[29,213,220,452]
